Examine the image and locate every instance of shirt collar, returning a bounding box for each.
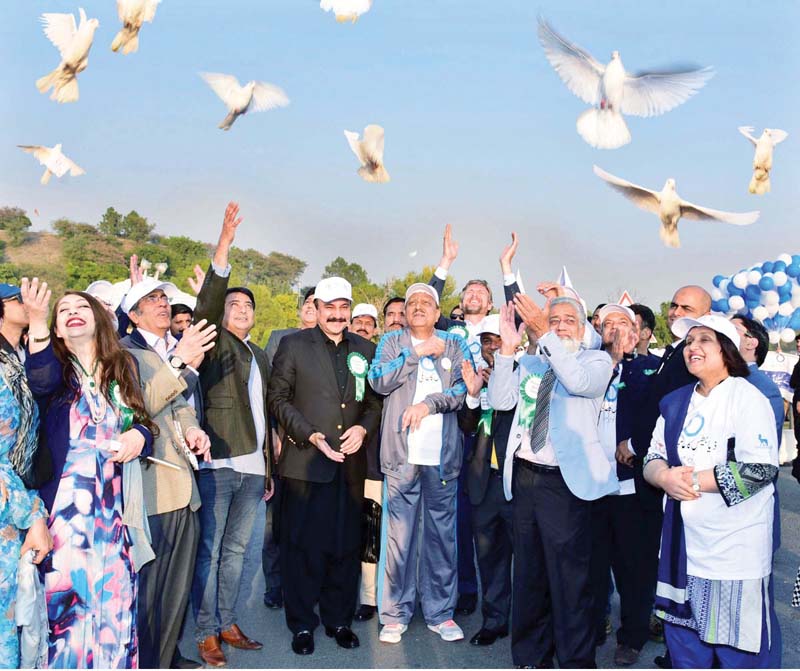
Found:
[138,328,177,351]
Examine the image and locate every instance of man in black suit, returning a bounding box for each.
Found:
[628,285,710,656]
[458,314,516,647]
[268,276,383,656]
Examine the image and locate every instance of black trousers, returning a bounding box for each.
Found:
[137,506,199,669]
[633,458,664,611]
[261,475,282,594]
[279,473,362,634]
[511,461,595,669]
[472,472,513,632]
[589,493,651,651]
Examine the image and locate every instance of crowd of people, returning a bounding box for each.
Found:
[1,203,798,670]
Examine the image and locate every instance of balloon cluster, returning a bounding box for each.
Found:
[711,253,800,345]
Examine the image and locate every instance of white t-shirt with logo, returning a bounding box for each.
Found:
[599,368,635,496]
[407,337,444,466]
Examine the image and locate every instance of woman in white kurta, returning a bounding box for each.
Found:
[644,315,778,669]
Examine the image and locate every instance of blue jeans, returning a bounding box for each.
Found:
[191,468,264,641]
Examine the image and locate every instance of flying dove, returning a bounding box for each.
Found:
[199,72,289,130]
[320,0,372,23]
[538,17,714,149]
[112,0,161,55]
[344,125,390,183]
[36,8,100,104]
[18,144,85,185]
[738,126,789,195]
[593,165,759,248]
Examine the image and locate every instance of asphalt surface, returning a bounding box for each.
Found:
[179,467,800,668]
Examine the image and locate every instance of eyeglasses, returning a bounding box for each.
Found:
[141,293,169,306]
[450,312,465,320]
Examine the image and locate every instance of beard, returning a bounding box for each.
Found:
[559,337,581,354]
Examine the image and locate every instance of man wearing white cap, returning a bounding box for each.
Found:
[368,282,471,644]
[119,267,217,669]
[351,303,379,341]
[269,276,382,656]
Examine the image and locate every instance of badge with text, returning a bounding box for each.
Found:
[347,352,369,401]
[519,373,543,428]
[448,324,469,341]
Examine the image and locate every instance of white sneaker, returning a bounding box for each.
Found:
[427,619,464,642]
[379,623,408,644]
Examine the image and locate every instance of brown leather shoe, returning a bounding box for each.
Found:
[197,635,226,668]
[220,624,263,650]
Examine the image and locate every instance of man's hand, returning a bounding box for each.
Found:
[187,265,206,295]
[438,223,459,270]
[513,293,548,339]
[20,518,53,565]
[536,282,566,301]
[19,277,51,339]
[608,329,626,366]
[461,360,485,397]
[213,201,243,269]
[185,427,212,462]
[414,336,446,359]
[309,432,345,463]
[263,477,275,502]
[616,440,634,467]
[271,429,282,462]
[498,301,524,356]
[401,402,431,432]
[129,254,146,286]
[339,425,367,455]
[499,232,518,275]
[174,318,217,368]
[111,429,145,463]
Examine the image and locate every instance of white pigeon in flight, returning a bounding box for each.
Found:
[344,125,390,183]
[112,0,161,55]
[36,8,100,104]
[18,144,85,185]
[538,17,714,149]
[593,165,759,248]
[738,126,789,195]
[199,72,289,131]
[320,0,372,23]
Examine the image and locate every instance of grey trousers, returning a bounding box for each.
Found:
[137,506,199,669]
[379,465,458,626]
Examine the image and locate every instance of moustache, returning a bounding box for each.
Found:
[327,318,347,323]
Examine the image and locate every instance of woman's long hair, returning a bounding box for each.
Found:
[50,291,158,437]
[718,332,751,378]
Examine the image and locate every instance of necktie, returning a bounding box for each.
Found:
[530,368,556,453]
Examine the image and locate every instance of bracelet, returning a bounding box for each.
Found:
[31,333,51,344]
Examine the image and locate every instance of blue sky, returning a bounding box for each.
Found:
[1,0,798,309]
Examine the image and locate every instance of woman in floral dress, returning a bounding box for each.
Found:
[24,278,156,669]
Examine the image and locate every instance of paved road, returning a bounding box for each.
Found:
[179,467,800,668]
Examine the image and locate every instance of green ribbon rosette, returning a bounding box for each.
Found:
[478,408,493,436]
[518,373,543,429]
[447,324,469,341]
[110,380,135,432]
[347,352,369,401]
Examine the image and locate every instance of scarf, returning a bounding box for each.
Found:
[0,350,39,488]
[654,383,694,620]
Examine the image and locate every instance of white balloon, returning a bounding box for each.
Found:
[781,327,796,343]
[711,288,723,301]
[729,295,745,311]
[747,270,762,285]
[766,304,779,318]
[719,279,730,294]
[792,287,800,308]
[779,302,794,317]
[752,306,769,321]
[769,330,781,344]
[764,290,779,305]
[773,271,788,286]
[778,253,793,265]
[733,272,748,289]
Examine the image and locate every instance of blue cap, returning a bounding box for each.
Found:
[0,284,21,301]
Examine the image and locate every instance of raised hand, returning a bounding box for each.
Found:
[536,282,566,300]
[20,277,52,339]
[174,318,217,368]
[499,302,524,355]
[461,360,484,397]
[187,265,206,295]
[499,232,518,274]
[220,201,242,246]
[128,254,145,285]
[438,223,459,270]
[513,293,548,338]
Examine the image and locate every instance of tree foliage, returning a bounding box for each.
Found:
[323,256,370,287]
[0,207,32,246]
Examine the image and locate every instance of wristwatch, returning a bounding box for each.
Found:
[691,471,701,493]
[169,355,187,371]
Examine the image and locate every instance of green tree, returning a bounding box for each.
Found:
[121,210,154,242]
[653,301,671,347]
[0,207,32,246]
[323,257,370,287]
[0,263,20,284]
[388,266,460,316]
[98,207,123,236]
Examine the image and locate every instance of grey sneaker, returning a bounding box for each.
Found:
[614,644,641,667]
[427,619,464,642]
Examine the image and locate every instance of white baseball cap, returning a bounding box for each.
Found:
[598,304,635,326]
[671,314,741,349]
[85,280,122,311]
[404,283,439,306]
[352,303,378,321]
[121,278,179,314]
[477,314,501,336]
[315,277,352,303]
[170,290,197,311]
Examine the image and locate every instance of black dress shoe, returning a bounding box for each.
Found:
[654,651,672,669]
[291,630,314,655]
[324,625,360,649]
[354,604,376,621]
[455,592,477,615]
[263,589,283,609]
[470,628,508,646]
[170,653,202,669]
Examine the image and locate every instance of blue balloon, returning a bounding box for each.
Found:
[718,298,729,313]
[712,274,725,288]
[728,285,745,297]
[759,276,775,291]
[780,292,791,304]
[787,263,800,278]
[762,261,774,273]
[774,261,787,273]
[792,255,800,266]
[747,284,762,299]
[791,310,800,331]
[746,298,760,310]
[775,314,790,329]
